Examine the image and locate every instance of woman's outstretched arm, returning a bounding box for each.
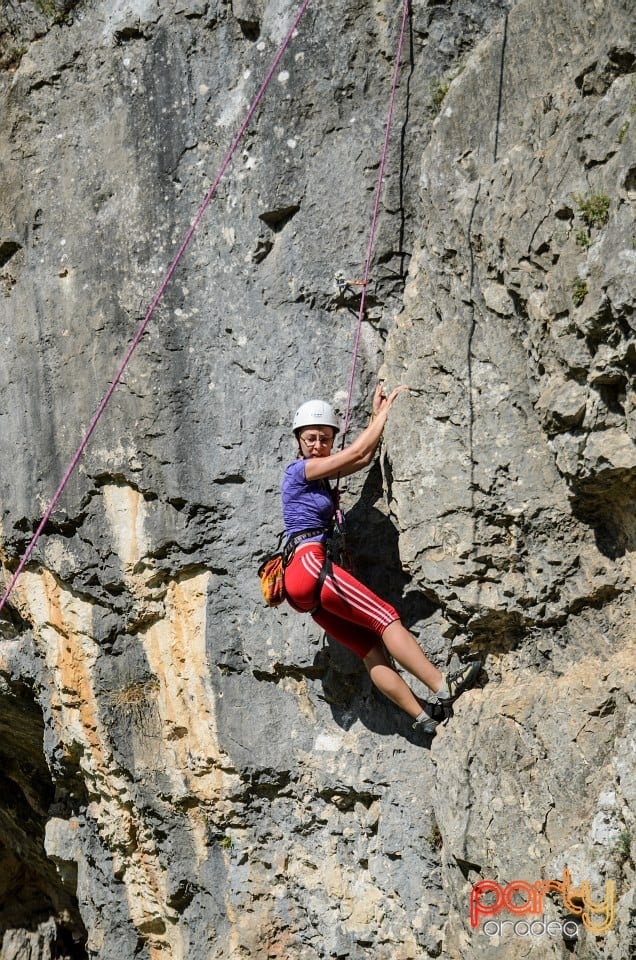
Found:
[304,383,408,481]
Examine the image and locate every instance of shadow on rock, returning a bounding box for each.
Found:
[313,638,436,748]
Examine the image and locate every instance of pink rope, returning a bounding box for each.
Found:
[339,0,410,448]
[0,0,312,615]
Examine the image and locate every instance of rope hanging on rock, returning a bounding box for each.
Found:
[0,0,312,616]
[338,0,411,451]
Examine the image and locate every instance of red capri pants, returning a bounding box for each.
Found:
[283,542,399,659]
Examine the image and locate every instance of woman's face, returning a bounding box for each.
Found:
[298,426,335,458]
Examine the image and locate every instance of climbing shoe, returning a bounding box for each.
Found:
[412,701,446,735]
[436,660,482,720]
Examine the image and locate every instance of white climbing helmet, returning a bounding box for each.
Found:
[292,400,340,435]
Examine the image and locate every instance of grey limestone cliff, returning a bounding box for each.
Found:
[0,1,634,958]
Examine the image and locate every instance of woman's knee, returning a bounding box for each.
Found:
[380,618,404,641]
[363,641,389,671]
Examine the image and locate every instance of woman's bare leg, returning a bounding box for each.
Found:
[380,620,443,694]
[363,643,426,720]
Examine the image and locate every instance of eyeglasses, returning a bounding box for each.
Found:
[300,433,335,446]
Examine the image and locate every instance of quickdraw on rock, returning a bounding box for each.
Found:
[334,272,370,296]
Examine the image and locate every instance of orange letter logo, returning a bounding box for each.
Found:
[470,880,504,928]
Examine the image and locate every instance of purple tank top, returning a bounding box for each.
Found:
[281,459,334,541]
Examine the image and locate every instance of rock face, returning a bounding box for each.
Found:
[0,1,634,959]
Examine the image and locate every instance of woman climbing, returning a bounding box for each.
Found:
[281,383,481,735]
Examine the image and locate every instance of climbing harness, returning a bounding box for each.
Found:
[0,0,312,616]
[258,527,328,609]
[285,527,333,614]
[282,528,327,561]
